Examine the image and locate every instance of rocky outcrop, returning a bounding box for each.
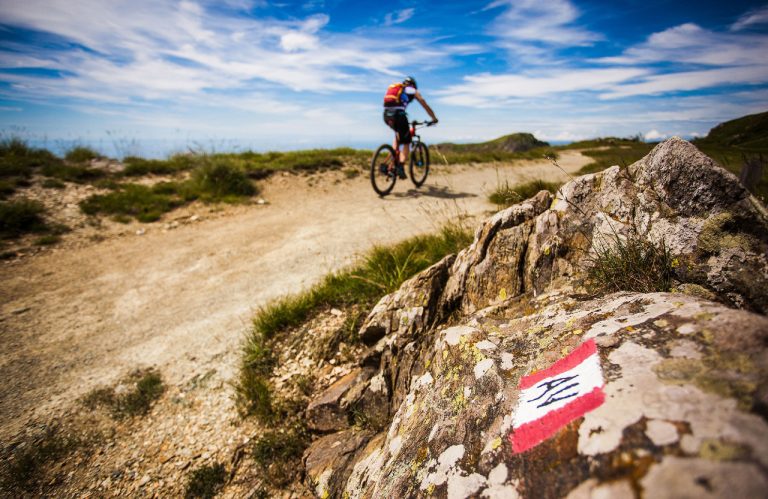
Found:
[302,138,768,498]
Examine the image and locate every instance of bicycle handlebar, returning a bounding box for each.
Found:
[411,120,437,128]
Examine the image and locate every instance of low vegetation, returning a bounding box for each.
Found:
[235,222,473,420]
[563,137,656,175]
[489,178,562,207]
[82,368,165,418]
[64,146,101,164]
[185,462,227,499]
[586,232,674,294]
[123,155,196,176]
[0,425,85,493]
[80,183,185,222]
[433,132,556,164]
[251,423,309,487]
[0,198,48,238]
[80,159,257,221]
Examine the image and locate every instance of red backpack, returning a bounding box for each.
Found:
[383,83,405,107]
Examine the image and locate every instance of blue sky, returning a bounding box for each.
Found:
[1,0,767,157]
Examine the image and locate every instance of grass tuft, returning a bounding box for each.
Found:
[0,198,48,238]
[251,423,309,487]
[0,426,83,491]
[185,462,227,499]
[586,233,674,293]
[80,184,182,222]
[489,178,561,207]
[123,155,196,176]
[188,157,257,200]
[64,146,101,163]
[82,368,165,418]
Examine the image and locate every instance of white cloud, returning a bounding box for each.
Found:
[0,0,453,105]
[384,8,415,27]
[731,5,768,31]
[644,129,667,141]
[280,32,319,52]
[600,65,768,99]
[597,23,768,66]
[489,0,600,47]
[435,68,648,106]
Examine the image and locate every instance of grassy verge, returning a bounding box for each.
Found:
[432,146,556,165]
[489,179,562,208]
[235,222,473,419]
[80,158,257,221]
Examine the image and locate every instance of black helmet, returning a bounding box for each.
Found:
[403,76,417,89]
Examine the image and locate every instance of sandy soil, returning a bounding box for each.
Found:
[0,152,589,445]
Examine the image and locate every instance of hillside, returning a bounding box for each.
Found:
[435,132,549,153]
[694,110,768,150]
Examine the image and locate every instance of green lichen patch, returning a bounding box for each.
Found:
[653,352,758,410]
[698,439,750,461]
[697,212,754,254]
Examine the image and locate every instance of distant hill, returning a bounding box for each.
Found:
[694,110,768,150]
[435,133,549,153]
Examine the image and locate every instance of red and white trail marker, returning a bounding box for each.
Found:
[509,339,605,454]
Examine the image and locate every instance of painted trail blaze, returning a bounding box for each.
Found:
[509,339,605,454]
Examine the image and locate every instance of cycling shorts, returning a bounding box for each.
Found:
[383,108,411,145]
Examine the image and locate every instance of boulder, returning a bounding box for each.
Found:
[301,138,768,498]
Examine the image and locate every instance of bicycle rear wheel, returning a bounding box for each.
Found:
[371,144,397,196]
[409,141,430,188]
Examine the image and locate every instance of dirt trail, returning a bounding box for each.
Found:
[0,151,589,441]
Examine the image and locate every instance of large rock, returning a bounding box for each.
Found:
[302,138,768,498]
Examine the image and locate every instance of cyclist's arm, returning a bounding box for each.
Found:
[414,91,438,123]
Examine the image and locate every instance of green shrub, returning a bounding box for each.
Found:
[189,157,257,200]
[65,146,101,163]
[0,199,47,238]
[0,137,62,179]
[235,147,370,172]
[586,233,674,293]
[82,368,165,418]
[234,367,273,420]
[34,234,61,245]
[41,162,104,182]
[42,178,66,189]
[80,184,181,222]
[489,179,562,208]
[0,426,83,491]
[251,424,309,487]
[185,463,227,499]
[123,155,195,176]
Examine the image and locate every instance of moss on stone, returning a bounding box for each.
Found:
[653,352,758,409]
[698,439,749,461]
[672,283,717,301]
[698,212,753,254]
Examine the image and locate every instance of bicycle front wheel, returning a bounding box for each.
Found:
[409,141,430,188]
[371,144,397,196]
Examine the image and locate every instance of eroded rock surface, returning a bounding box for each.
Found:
[302,138,768,498]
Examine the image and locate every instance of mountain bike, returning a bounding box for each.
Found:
[370,120,435,196]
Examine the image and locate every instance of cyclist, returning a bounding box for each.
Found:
[382,76,438,178]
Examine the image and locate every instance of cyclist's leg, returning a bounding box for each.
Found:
[395,111,411,165]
